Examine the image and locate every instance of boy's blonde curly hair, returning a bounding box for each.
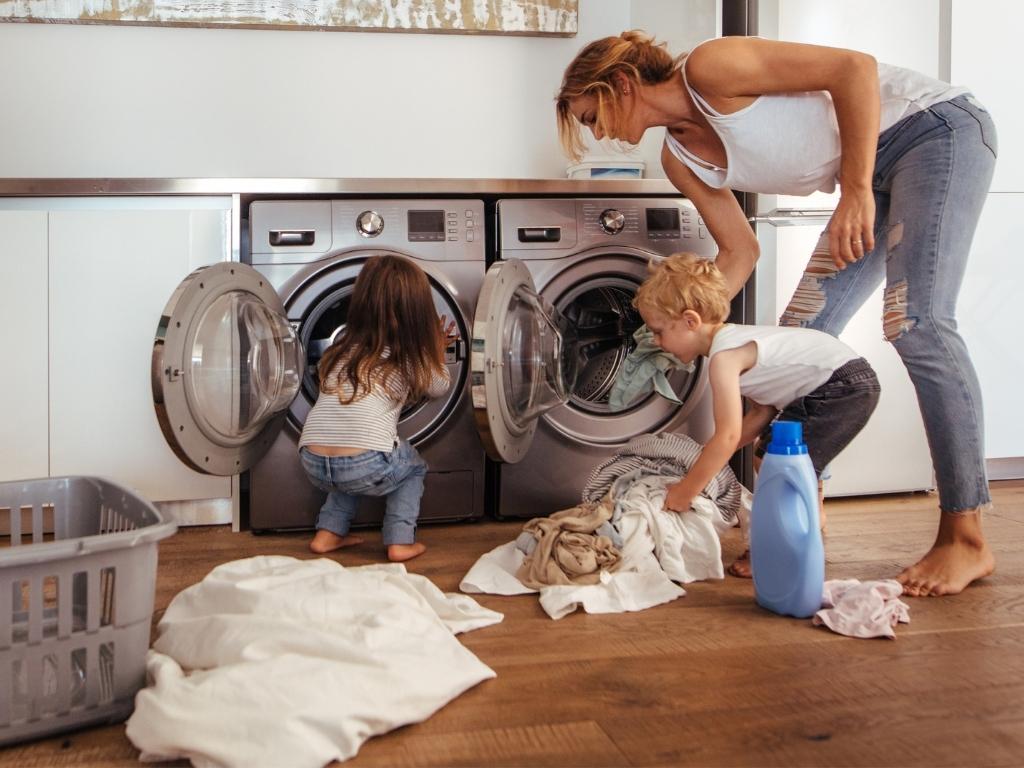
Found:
[634,252,731,324]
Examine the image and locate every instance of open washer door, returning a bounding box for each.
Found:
[152,262,303,475]
[471,258,579,463]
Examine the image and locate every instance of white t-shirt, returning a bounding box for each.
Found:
[665,43,968,195]
[299,355,451,453]
[708,324,858,410]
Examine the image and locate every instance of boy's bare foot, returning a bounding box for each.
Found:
[898,510,995,597]
[728,549,752,578]
[309,530,364,554]
[388,542,427,562]
[728,517,825,579]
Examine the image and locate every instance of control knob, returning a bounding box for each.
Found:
[599,208,626,235]
[356,210,384,237]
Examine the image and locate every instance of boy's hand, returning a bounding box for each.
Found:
[663,481,695,514]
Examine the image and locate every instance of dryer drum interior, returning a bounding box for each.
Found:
[554,274,701,417]
[558,277,644,411]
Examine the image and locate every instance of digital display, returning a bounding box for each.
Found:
[408,210,446,241]
[646,207,680,233]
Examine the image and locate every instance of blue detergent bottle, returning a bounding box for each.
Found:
[750,420,824,618]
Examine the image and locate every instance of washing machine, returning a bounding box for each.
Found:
[151,198,486,531]
[479,197,719,519]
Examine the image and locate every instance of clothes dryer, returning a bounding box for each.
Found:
[151,199,486,531]
[481,197,719,519]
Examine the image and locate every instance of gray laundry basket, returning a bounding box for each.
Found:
[0,476,177,746]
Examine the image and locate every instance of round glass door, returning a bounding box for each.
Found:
[472,258,579,462]
[152,262,303,474]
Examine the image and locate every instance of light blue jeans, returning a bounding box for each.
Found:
[781,94,997,513]
[299,439,426,545]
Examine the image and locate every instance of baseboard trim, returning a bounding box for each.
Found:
[988,457,1024,481]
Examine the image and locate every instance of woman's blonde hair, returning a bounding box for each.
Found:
[634,253,731,324]
[318,254,446,404]
[555,30,681,161]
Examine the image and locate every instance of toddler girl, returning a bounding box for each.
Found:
[298,254,455,562]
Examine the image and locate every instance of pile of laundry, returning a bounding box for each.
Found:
[460,430,912,638]
[461,432,750,619]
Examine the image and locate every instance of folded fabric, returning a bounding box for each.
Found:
[813,579,911,639]
[516,496,622,589]
[608,324,693,411]
[126,556,502,768]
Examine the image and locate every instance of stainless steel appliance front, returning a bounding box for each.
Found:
[489,197,719,518]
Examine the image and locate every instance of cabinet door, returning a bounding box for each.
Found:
[0,209,49,482]
[952,0,1024,192]
[958,192,1024,462]
[48,199,233,502]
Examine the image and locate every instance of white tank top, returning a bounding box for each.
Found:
[664,41,967,195]
[708,324,858,410]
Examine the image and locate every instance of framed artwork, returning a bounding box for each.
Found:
[0,1,578,36]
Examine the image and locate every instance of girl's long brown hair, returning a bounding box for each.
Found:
[318,254,446,404]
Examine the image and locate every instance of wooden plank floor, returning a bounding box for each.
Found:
[3,480,1023,767]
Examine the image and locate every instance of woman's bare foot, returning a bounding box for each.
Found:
[387,542,427,562]
[309,530,364,554]
[728,548,752,578]
[898,510,995,597]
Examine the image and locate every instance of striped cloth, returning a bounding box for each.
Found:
[581,432,743,524]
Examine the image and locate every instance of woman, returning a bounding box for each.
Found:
[556,31,997,597]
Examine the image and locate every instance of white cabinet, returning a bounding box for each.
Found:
[762,221,933,497]
[952,0,1024,192]
[756,0,942,496]
[951,0,1024,472]
[0,198,234,515]
[957,192,1024,464]
[0,210,49,481]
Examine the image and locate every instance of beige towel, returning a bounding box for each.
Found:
[516,497,621,589]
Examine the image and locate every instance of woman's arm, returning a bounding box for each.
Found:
[662,146,759,299]
[663,348,748,513]
[686,37,880,267]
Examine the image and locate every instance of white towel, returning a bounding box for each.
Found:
[126,556,502,768]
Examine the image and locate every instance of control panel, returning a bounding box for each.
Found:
[497,197,715,260]
[248,199,485,264]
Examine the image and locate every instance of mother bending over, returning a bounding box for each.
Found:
[556,31,997,597]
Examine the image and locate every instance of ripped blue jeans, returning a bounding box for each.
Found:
[780,94,997,513]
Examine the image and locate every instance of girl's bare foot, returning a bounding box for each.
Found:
[898,510,995,597]
[728,549,752,578]
[388,542,426,562]
[309,530,364,554]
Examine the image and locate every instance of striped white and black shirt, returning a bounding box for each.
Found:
[299,356,450,453]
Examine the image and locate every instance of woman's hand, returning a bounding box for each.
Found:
[828,185,876,269]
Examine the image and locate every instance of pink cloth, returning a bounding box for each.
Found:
[813,579,910,639]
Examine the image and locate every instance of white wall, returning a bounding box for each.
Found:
[0,0,715,180]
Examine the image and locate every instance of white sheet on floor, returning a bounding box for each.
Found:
[125,556,502,768]
[461,475,742,619]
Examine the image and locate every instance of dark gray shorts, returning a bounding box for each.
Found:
[756,357,881,477]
